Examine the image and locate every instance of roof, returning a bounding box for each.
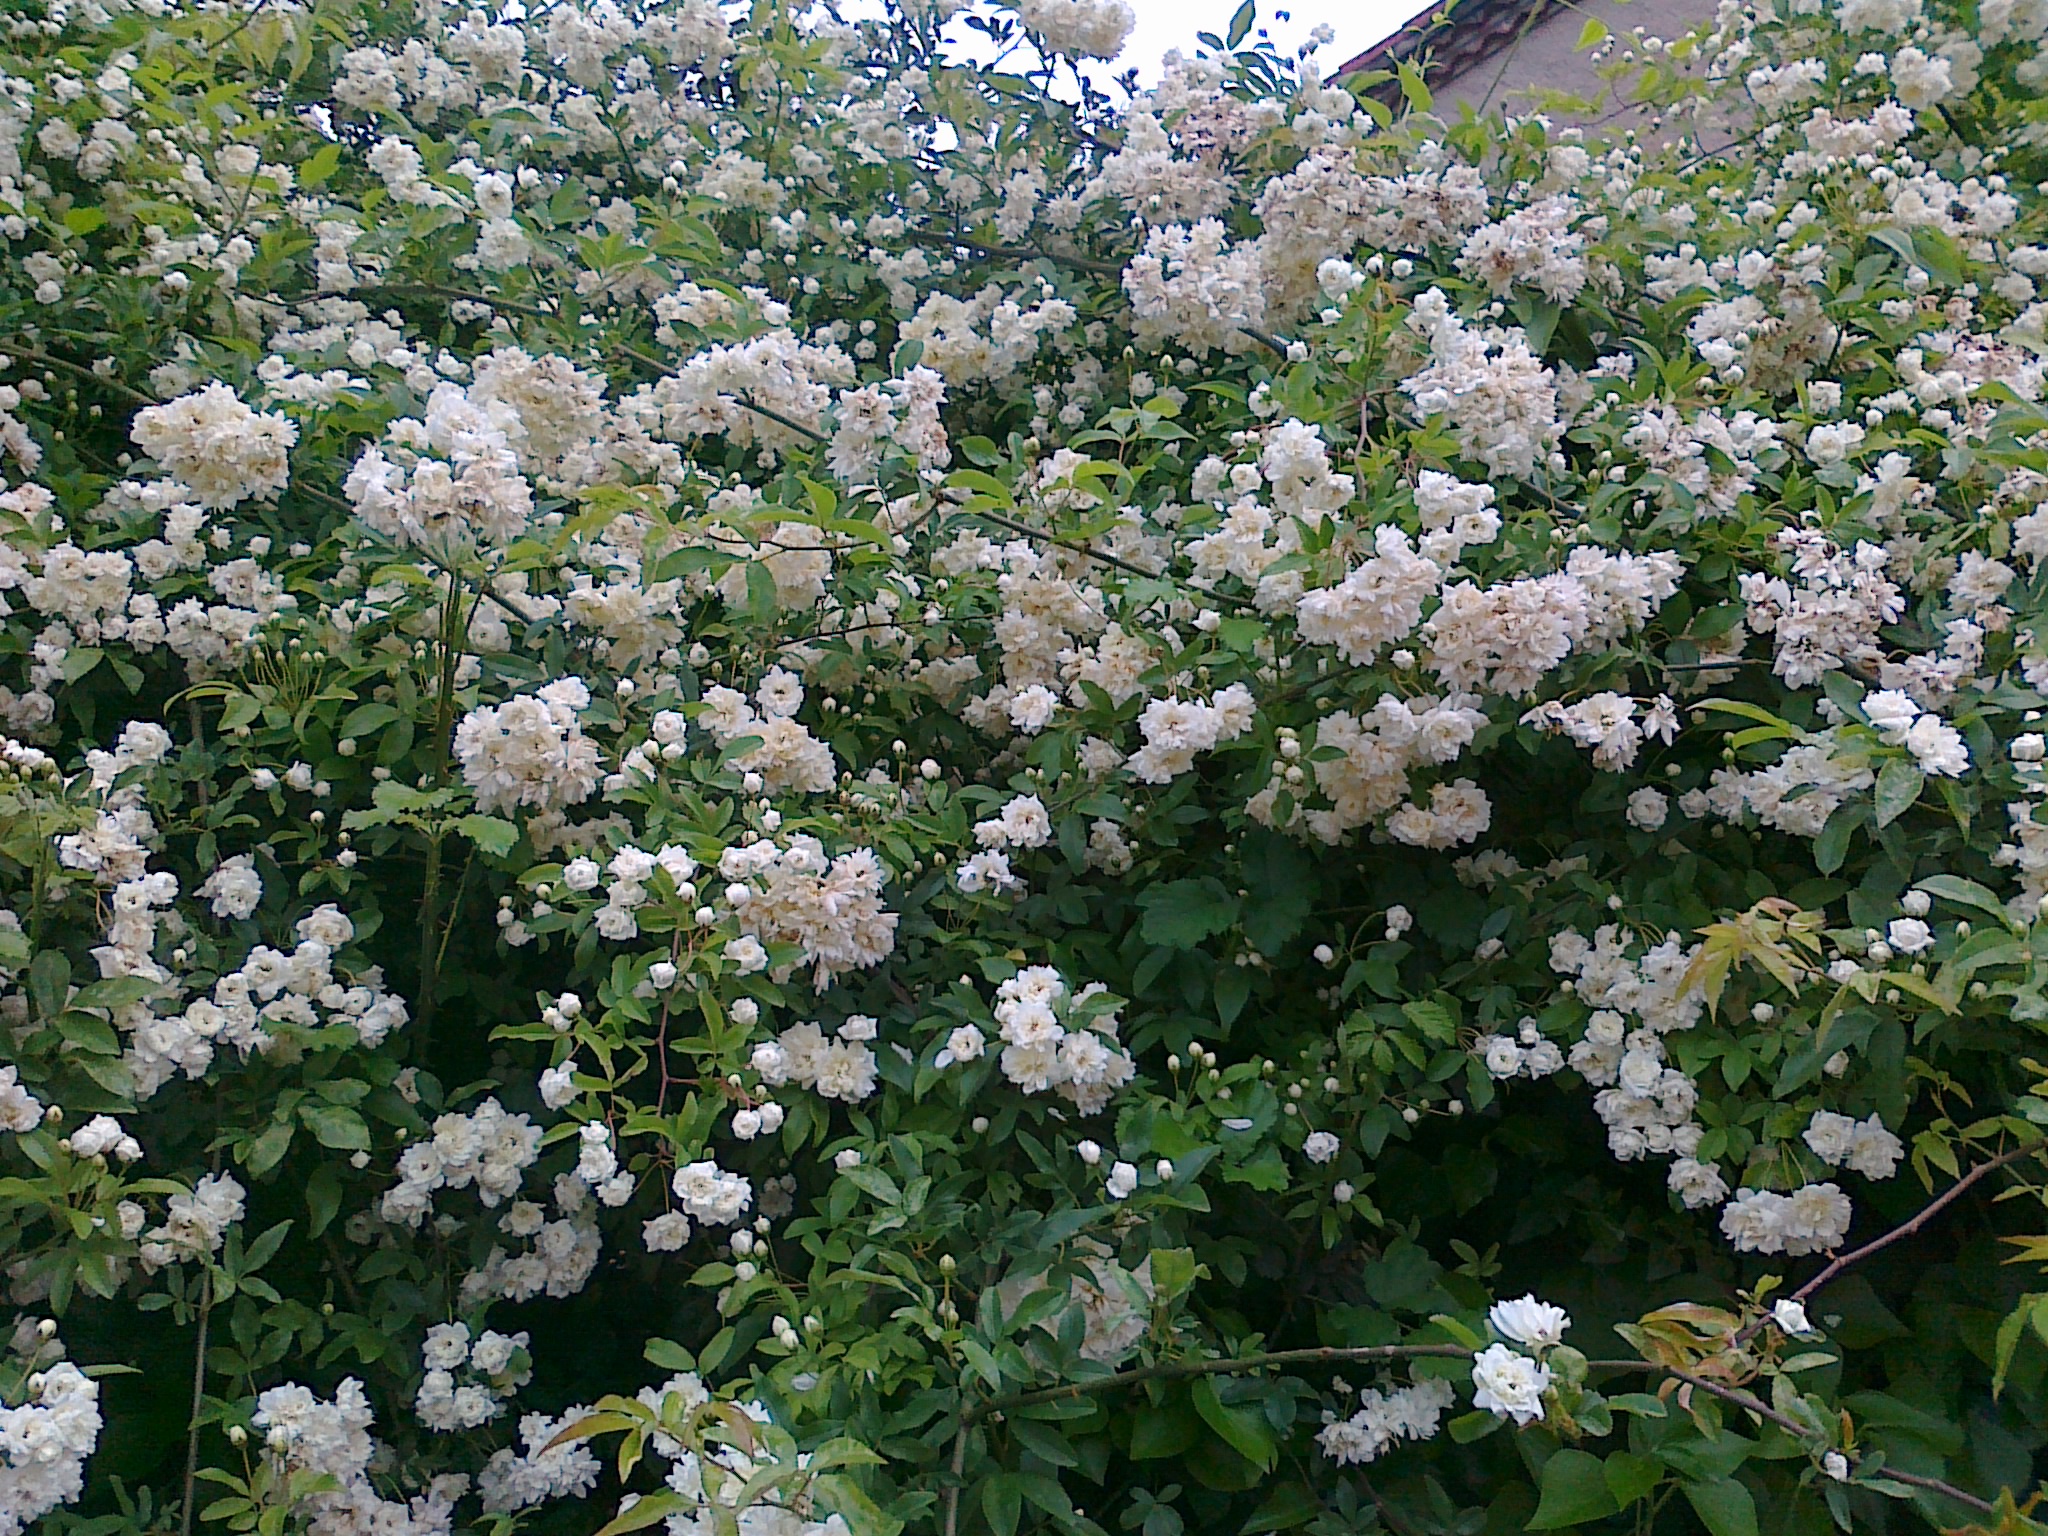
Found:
[1338,0,1555,93]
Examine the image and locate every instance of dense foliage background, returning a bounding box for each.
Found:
[4,0,2048,1532]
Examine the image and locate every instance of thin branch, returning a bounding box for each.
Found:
[1235,325,1293,360]
[941,1425,967,1536]
[7,346,156,406]
[616,344,830,444]
[736,393,829,444]
[963,1343,1473,1422]
[963,504,1172,587]
[901,228,1125,277]
[361,282,562,322]
[1876,1466,1999,1516]
[180,1270,213,1536]
[1736,1141,2042,1345]
[1583,1359,2000,1514]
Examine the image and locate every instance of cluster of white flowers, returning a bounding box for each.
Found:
[755,1017,879,1103]
[417,1323,531,1432]
[137,1171,245,1270]
[345,381,534,551]
[255,1379,458,1536]
[1546,928,1727,1210]
[1475,1019,1566,1081]
[1399,289,1561,478]
[1860,688,1970,777]
[455,678,603,816]
[132,900,406,1097]
[1468,1295,1571,1427]
[1802,1110,1904,1179]
[129,383,296,508]
[0,1322,101,1536]
[1253,692,1487,844]
[1739,533,1904,688]
[670,1159,753,1226]
[1719,1182,1855,1256]
[1015,0,1135,58]
[957,792,1052,894]
[978,966,1136,1114]
[562,842,698,945]
[1702,729,1877,839]
[1316,1378,1455,1465]
[1122,686,1256,785]
[698,671,837,794]
[1520,693,1680,773]
[382,1099,542,1227]
[722,836,897,991]
[476,1408,602,1514]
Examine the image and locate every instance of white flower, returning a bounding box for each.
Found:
[1773,1299,1815,1336]
[1470,1343,1552,1425]
[1487,1295,1570,1350]
[538,1064,577,1110]
[1302,1131,1340,1164]
[1885,917,1933,954]
[1106,1160,1138,1199]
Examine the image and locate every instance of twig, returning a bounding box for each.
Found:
[963,505,1170,587]
[360,282,561,322]
[736,393,829,444]
[615,345,830,444]
[180,1270,213,1536]
[1583,1359,2001,1514]
[958,503,1261,616]
[901,228,1125,277]
[1876,1466,1999,1516]
[1235,325,1293,361]
[6,346,156,406]
[962,1343,1473,1422]
[941,1425,967,1536]
[1735,1141,2042,1345]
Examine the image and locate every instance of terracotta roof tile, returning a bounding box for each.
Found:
[1339,0,1554,93]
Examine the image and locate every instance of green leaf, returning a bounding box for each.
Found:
[1575,14,1610,47]
[1136,878,1240,949]
[1917,874,2012,924]
[300,141,343,187]
[1214,964,1251,1026]
[1605,1452,1662,1508]
[1191,1377,1276,1470]
[1240,831,1313,953]
[1129,1402,1200,1459]
[1683,1477,1759,1536]
[1226,0,1254,47]
[454,814,520,859]
[1529,1449,1621,1528]
[64,206,107,236]
[1873,759,1924,828]
[594,1491,687,1536]
[1148,1247,1201,1306]
[304,1165,343,1238]
[1008,1418,1079,1467]
[643,1338,695,1372]
[981,1475,1022,1536]
[300,1104,370,1152]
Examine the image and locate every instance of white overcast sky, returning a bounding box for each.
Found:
[1116,0,1429,83]
[824,0,1436,87]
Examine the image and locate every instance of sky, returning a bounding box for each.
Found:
[1115,0,1431,84]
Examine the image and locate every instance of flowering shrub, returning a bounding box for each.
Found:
[7,0,2048,1531]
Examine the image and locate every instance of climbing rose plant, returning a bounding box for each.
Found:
[8,0,2048,1531]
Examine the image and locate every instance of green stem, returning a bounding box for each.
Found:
[415,576,471,1045]
[963,1343,1473,1421]
[180,1269,213,1536]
